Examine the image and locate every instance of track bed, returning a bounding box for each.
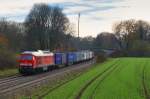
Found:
[0,60,95,99]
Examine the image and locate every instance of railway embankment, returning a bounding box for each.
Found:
[0,60,95,99]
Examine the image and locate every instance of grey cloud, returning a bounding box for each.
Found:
[0,0,126,22]
[49,0,126,16]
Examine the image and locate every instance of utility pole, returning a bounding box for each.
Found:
[78,13,80,39]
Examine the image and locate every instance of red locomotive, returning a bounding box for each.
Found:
[19,50,54,74]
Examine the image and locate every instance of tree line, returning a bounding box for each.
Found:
[93,19,150,56]
[0,3,150,69]
[0,4,77,52]
[0,3,76,68]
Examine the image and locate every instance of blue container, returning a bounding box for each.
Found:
[67,52,77,64]
[55,53,66,65]
[76,52,82,62]
[74,52,77,62]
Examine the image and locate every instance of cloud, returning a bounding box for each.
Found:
[0,0,125,37]
[81,0,124,3]
[0,0,124,22]
[48,0,125,16]
[64,5,118,16]
[0,0,150,37]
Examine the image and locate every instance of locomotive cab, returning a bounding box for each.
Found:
[18,50,54,74]
[19,54,35,66]
[19,54,35,74]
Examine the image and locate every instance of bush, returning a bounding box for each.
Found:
[96,53,107,63]
[128,40,150,57]
[110,50,127,57]
[0,48,17,69]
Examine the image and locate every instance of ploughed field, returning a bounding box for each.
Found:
[43,58,150,99]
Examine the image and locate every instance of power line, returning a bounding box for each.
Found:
[78,13,80,39]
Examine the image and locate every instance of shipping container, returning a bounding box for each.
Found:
[55,53,66,66]
[67,52,77,65]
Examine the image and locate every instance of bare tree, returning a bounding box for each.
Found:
[0,18,25,51]
[94,32,120,50]
[113,19,150,56]
[25,3,51,50]
[25,4,71,51]
[113,19,137,50]
[135,20,150,41]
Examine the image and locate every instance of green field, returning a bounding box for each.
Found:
[43,58,150,99]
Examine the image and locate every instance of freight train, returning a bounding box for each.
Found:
[18,50,94,74]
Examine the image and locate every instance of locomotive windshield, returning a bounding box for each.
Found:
[20,55,33,60]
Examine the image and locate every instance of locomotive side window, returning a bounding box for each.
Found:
[21,55,33,60]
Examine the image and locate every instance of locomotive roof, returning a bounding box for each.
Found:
[22,50,53,56]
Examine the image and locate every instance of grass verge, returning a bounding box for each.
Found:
[0,68,18,78]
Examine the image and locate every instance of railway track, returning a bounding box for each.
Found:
[75,59,120,99]
[0,59,95,99]
[0,74,20,81]
[0,75,21,84]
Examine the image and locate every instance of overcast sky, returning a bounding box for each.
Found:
[0,0,150,37]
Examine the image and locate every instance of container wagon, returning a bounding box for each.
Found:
[66,52,77,65]
[55,52,67,67]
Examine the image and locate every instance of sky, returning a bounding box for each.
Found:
[0,0,150,37]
